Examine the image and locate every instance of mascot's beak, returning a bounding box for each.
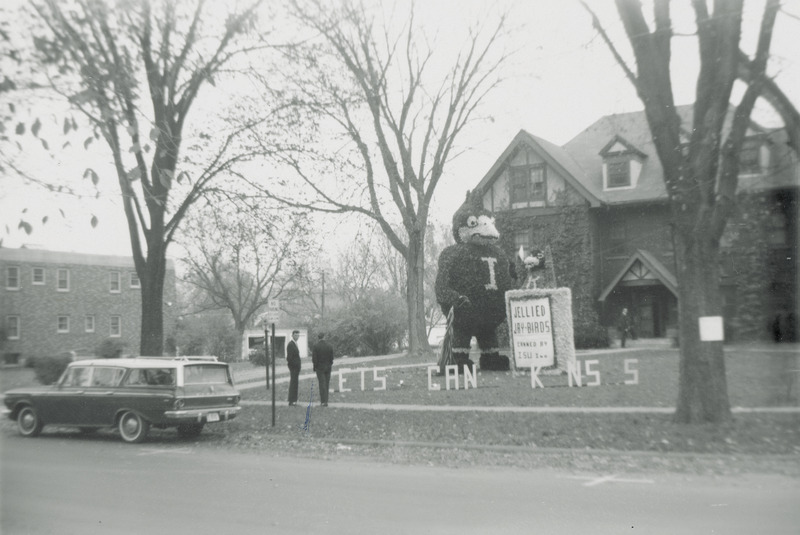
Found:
[462,215,499,243]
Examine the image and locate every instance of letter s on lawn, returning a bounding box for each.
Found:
[624,359,639,385]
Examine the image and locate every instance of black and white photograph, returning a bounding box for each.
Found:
[1,0,798,533]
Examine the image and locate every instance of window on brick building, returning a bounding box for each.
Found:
[110,271,121,293]
[57,268,70,291]
[110,315,121,337]
[130,272,140,288]
[85,315,95,333]
[57,316,70,333]
[32,267,45,285]
[7,316,20,339]
[6,266,19,290]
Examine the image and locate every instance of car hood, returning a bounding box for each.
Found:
[3,385,56,397]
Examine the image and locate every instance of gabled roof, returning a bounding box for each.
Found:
[562,107,700,205]
[598,249,678,302]
[474,129,602,207]
[599,135,647,159]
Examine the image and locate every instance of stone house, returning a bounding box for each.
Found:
[473,106,798,344]
[0,247,177,364]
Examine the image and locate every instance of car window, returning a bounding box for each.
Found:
[124,368,175,387]
[91,367,126,387]
[62,367,92,387]
[184,365,229,385]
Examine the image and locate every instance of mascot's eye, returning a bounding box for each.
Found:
[466,216,478,228]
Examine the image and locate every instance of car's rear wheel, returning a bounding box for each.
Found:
[118,411,150,443]
[17,406,43,437]
[176,423,204,439]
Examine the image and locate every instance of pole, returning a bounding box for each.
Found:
[271,322,276,427]
[264,324,269,389]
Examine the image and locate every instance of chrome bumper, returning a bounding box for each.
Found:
[163,406,240,422]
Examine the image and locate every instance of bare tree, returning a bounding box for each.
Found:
[179,198,312,360]
[256,0,510,354]
[12,0,268,355]
[585,0,794,423]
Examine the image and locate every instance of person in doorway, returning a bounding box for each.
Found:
[312,332,334,407]
[618,307,634,348]
[286,330,301,406]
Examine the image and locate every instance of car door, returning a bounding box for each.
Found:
[35,366,93,425]
[81,366,127,425]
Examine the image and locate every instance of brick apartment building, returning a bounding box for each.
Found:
[474,106,798,344]
[0,248,177,364]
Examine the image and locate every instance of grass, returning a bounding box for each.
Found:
[2,346,799,475]
[233,347,800,458]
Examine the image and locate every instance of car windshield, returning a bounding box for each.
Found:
[184,365,229,385]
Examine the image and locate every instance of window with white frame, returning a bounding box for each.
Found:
[110,271,121,293]
[57,268,70,291]
[57,315,70,333]
[85,315,95,333]
[32,267,45,285]
[607,159,631,188]
[6,266,19,290]
[110,315,121,337]
[7,316,20,339]
[130,272,140,288]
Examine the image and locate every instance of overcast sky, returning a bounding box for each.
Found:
[1,0,798,258]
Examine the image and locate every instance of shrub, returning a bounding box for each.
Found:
[248,347,271,367]
[573,322,611,349]
[96,338,126,358]
[33,355,72,385]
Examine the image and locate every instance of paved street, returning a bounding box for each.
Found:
[2,433,798,534]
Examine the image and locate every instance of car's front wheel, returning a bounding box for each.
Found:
[17,406,44,437]
[176,423,204,439]
[118,411,150,443]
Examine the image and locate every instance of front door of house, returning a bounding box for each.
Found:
[634,291,656,338]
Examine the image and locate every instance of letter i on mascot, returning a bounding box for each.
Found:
[435,191,541,373]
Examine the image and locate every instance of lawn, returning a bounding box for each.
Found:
[2,346,799,475]
[233,346,800,461]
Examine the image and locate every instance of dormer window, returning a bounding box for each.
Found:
[600,135,646,191]
[739,136,769,175]
[607,159,631,188]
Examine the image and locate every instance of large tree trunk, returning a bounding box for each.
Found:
[140,246,167,356]
[406,231,430,354]
[673,230,731,423]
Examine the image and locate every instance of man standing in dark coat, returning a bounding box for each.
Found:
[311,332,334,407]
[286,330,301,406]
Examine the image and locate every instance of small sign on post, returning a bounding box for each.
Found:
[266,299,281,324]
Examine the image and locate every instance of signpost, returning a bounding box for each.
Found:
[266,300,280,427]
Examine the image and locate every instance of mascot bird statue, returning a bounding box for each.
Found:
[435,190,542,373]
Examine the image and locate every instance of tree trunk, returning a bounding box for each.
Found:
[139,244,167,356]
[673,229,732,423]
[406,231,430,354]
